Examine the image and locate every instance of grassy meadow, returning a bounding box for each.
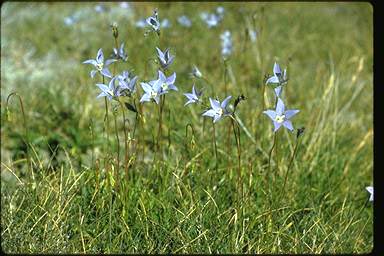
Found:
[1,2,373,253]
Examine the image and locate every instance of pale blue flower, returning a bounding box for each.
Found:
[200,11,222,28]
[156,47,174,70]
[83,49,117,78]
[146,9,160,35]
[96,76,120,101]
[157,70,178,93]
[184,85,202,106]
[266,62,287,85]
[118,71,138,96]
[178,15,192,27]
[263,98,299,132]
[113,42,128,61]
[140,79,165,104]
[366,186,373,202]
[203,96,232,123]
[274,86,282,98]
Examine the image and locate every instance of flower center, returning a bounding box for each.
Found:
[96,63,104,71]
[161,83,169,91]
[150,91,158,98]
[275,114,285,123]
[216,108,224,116]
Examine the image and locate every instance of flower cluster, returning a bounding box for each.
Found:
[263,62,299,132]
[200,6,225,28]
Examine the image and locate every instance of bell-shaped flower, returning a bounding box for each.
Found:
[203,96,232,123]
[113,42,128,61]
[263,98,299,132]
[83,48,116,78]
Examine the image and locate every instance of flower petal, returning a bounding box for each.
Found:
[283,120,294,131]
[213,114,222,123]
[285,109,300,119]
[266,75,279,84]
[273,62,281,76]
[263,110,277,120]
[140,93,151,103]
[101,68,112,78]
[156,47,164,59]
[274,86,282,97]
[83,59,97,66]
[202,109,216,117]
[140,82,152,93]
[158,70,166,81]
[276,98,285,115]
[273,121,282,132]
[90,69,97,78]
[105,59,117,66]
[166,72,176,85]
[209,98,221,110]
[96,48,104,63]
[168,84,178,91]
[221,95,232,108]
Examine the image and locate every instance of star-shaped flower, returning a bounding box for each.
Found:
[117,71,138,97]
[266,62,287,85]
[184,85,202,106]
[83,49,116,78]
[157,70,178,93]
[140,79,165,104]
[263,98,299,132]
[146,9,160,35]
[156,47,174,70]
[366,186,373,202]
[113,42,128,61]
[203,96,232,123]
[96,76,120,101]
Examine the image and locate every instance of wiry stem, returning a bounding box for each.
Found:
[6,92,31,174]
[112,110,120,191]
[212,122,218,172]
[282,137,301,193]
[231,116,242,203]
[117,100,129,179]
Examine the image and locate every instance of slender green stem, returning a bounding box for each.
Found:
[231,117,242,203]
[6,93,31,175]
[113,110,120,191]
[117,100,129,179]
[212,122,218,172]
[282,137,301,193]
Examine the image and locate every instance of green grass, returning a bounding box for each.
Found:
[1,2,373,253]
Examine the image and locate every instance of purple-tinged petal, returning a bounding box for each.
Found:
[158,70,166,81]
[184,93,195,99]
[101,68,112,78]
[276,98,285,115]
[140,93,151,103]
[156,47,164,59]
[273,62,281,76]
[152,79,162,92]
[153,95,160,104]
[97,92,108,99]
[285,109,300,119]
[202,109,216,117]
[274,86,282,97]
[184,99,195,106]
[266,75,279,84]
[140,82,152,93]
[96,83,111,93]
[105,59,117,66]
[90,70,97,78]
[168,84,178,91]
[209,98,221,110]
[96,49,104,63]
[166,72,176,85]
[213,115,222,123]
[83,59,97,66]
[283,120,294,131]
[273,121,282,132]
[263,110,277,120]
[221,95,232,108]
